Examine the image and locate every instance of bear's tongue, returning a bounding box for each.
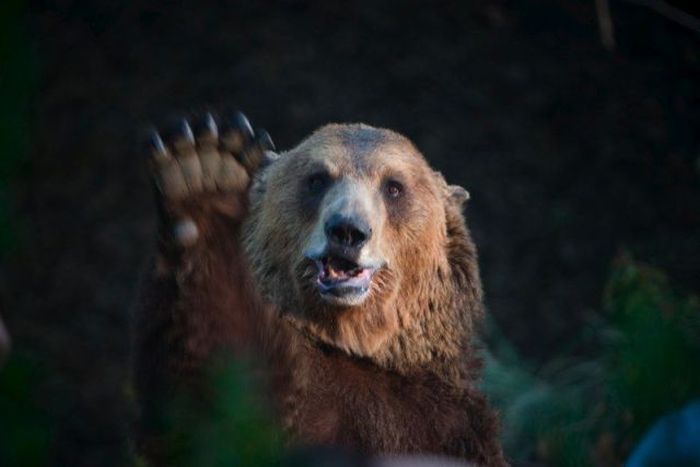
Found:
[320,256,363,282]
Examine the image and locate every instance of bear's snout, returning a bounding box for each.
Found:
[324,213,372,252]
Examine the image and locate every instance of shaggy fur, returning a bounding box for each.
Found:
[131,119,507,466]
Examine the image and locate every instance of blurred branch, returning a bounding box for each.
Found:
[622,0,700,34]
[595,0,700,52]
[596,0,617,51]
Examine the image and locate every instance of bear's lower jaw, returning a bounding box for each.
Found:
[316,267,374,306]
[318,283,370,306]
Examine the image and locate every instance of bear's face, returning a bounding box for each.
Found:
[245,124,462,357]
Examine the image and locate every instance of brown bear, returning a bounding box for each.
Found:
[131,112,507,466]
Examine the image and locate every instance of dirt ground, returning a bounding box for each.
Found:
[4,0,699,465]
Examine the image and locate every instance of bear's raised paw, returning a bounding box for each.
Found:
[148,112,275,246]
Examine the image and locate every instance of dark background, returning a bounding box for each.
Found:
[2,0,699,465]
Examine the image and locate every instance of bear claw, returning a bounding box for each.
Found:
[149,128,169,158]
[180,118,195,144]
[221,112,254,154]
[200,112,219,139]
[230,111,254,138]
[256,129,275,151]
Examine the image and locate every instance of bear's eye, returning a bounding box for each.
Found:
[384,180,404,199]
[306,172,330,194]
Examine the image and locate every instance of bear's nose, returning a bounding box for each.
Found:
[324,214,371,250]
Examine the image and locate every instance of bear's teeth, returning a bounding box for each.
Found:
[316,255,369,284]
[327,267,348,280]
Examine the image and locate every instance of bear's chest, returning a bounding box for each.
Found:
[286,349,464,453]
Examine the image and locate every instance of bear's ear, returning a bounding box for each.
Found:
[448,184,470,206]
[432,170,470,206]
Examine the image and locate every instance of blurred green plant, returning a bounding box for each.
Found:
[0,0,35,256]
[144,357,285,467]
[0,354,51,467]
[1,3,46,466]
[483,256,700,466]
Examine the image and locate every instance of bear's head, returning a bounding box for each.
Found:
[244,124,482,373]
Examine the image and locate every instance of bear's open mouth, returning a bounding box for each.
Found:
[313,255,375,299]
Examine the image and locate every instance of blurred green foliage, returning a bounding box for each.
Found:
[0,0,35,256]
[0,355,50,467]
[0,2,46,466]
[149,358,285,467]
[483,256,700,465]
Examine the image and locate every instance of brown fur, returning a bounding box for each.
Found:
[132,121,507,466]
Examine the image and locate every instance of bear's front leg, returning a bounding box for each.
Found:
[131,112,275,463]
